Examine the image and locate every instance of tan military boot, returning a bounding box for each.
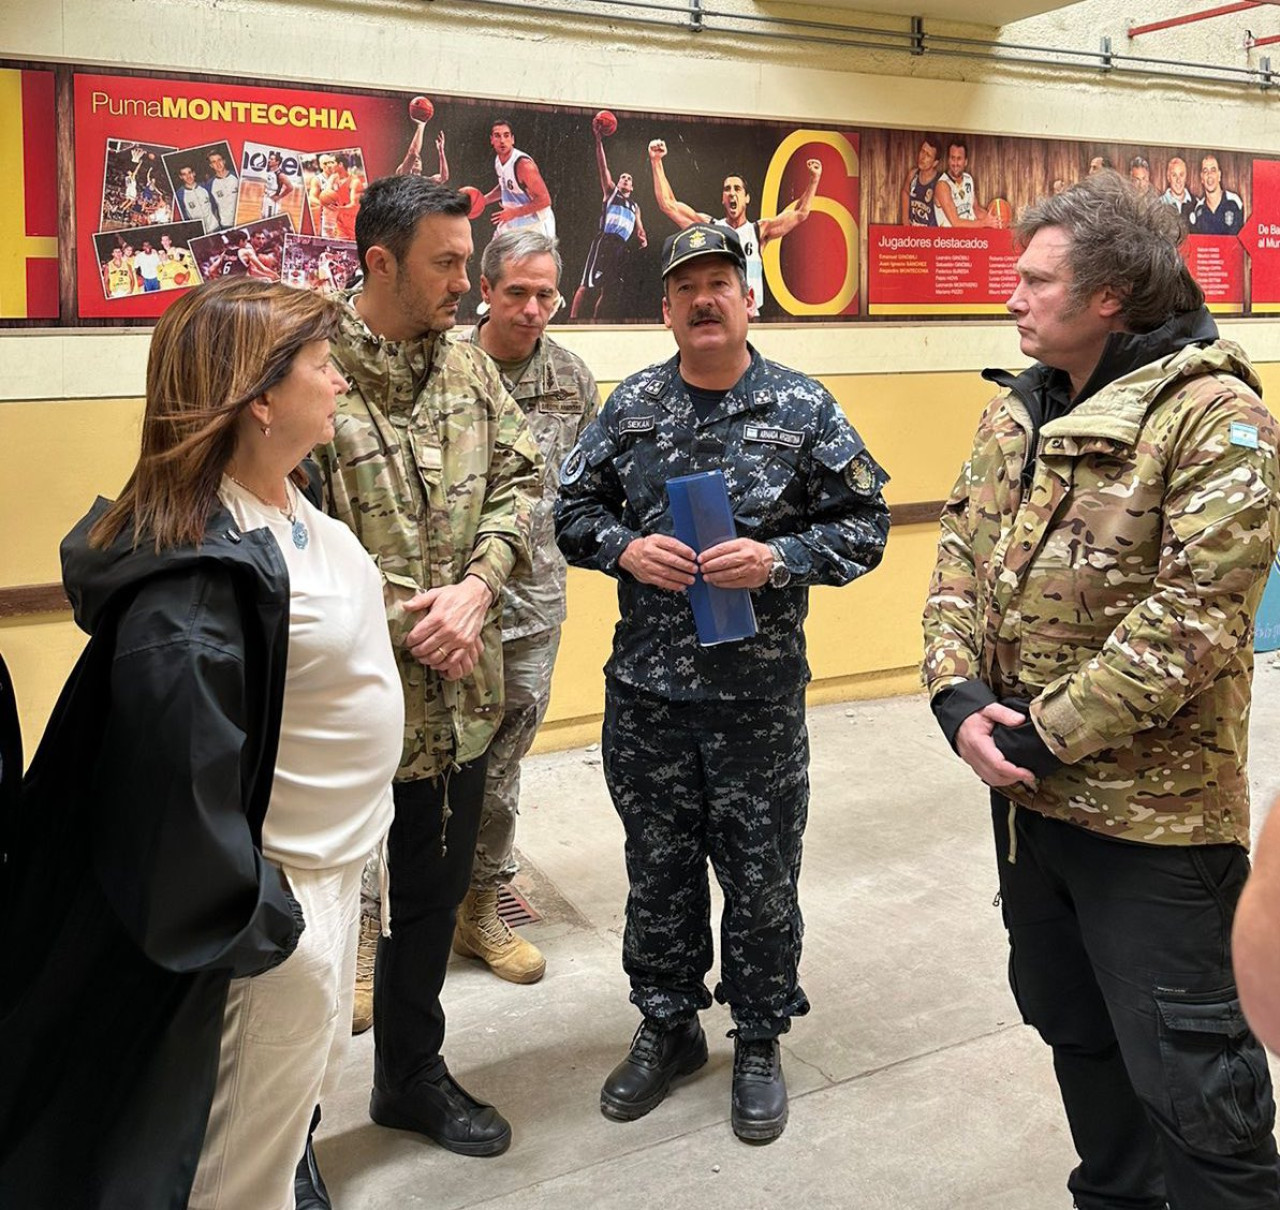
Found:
[351,912,379,1035]
[452,887,546,984]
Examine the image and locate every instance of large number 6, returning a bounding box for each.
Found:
[761,130,859,316]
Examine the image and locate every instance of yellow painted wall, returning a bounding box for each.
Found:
[11,360,1280,754]
[0,369,990,751]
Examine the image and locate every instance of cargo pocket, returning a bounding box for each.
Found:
[1155,988,1276,1153]
[382,570,425,651]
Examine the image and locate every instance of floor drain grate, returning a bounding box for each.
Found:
[497,884,541,927]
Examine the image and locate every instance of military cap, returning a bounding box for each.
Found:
[660,223,748,278]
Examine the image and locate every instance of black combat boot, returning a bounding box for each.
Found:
[294,1106,332,1209]
[730,1033,787,1143]
[600,1016,708,1121]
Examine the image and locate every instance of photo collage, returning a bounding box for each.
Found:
[92,134,364,301]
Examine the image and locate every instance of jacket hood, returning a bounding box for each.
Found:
[984,307,1260,429]
[61,497,287,637]
[1079,304,1223,399]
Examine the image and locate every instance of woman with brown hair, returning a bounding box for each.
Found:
[0,278,403,1209]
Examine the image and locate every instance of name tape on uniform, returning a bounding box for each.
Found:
[620,416,656,434]
[538,396,586,415]
[743,423,803,448]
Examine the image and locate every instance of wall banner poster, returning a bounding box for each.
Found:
[861,130,1260,317]
[72,71,857,324]
[0,60,1259,327]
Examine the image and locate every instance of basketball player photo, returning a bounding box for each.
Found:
[281,233,359,296]
[307,147,367,241]
[235,142,306,231]
[99,139,177,232]
[91,220,204,300]
[189,214,290,284]
[163,141,240,232]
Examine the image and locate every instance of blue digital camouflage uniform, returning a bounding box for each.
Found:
[555,345,889,1039]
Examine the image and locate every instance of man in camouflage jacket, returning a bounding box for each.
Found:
[452,228,600,985]
[314,177,541,1163]
[556,224,888,1144]
[922,173,1280,1209]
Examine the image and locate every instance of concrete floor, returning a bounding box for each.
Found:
[316,653,1280,1210]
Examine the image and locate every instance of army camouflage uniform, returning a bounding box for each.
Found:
[556,346,889,1040]
[460,322,599,889]
[922,311,1280,1209]
[315,295,541,1089]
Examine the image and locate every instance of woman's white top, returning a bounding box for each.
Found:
[219,475,402,869]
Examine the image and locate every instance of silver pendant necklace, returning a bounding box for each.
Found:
[228,474,310,550]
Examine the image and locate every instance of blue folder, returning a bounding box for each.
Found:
[666,470,757,646]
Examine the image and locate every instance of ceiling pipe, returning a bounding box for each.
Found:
[1128,3,1261,39]
[451,0,1280,91]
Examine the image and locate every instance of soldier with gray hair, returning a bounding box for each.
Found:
[923,170,1280,1209]
[451,227,600,983]
[312,174,541,1179]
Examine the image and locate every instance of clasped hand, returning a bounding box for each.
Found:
[404,576,491,680]
[955,703,1036,788]
[619,535,773,591]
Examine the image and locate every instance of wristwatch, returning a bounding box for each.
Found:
[766,542,791,589]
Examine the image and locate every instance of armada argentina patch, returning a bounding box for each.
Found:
[743,423,803,448]
[845,456,876,492]
[560,446,586,484]
[1230,421,1259,449]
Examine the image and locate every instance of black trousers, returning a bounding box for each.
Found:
[993,795,1280,1210]
[373,759,488,1091]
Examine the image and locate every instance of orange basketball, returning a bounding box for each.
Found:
[458,185,486,220]
[987,197,1012,228]
[593,110,618,136]
[173,270,190,286]
[408,95,434,123]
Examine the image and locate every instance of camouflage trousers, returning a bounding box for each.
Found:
[469,626,561,890]
[601,679,812,1041]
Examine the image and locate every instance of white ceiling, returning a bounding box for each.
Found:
[760,1,1078,26]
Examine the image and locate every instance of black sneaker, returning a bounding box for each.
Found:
[730,1034,787,1143]
[370,1069,512,1156]
[600,1016,708,1121]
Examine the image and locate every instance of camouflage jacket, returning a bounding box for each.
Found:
[555,346,890,701]
[460,322,600,642]
[922,333,1280,846]
[315,297,542,781]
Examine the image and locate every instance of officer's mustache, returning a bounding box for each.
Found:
[689,306,723,325]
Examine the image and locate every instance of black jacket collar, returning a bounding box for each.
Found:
[983,306,1219,412]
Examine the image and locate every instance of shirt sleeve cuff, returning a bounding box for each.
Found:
[464,535,516,600]
[931,679,999,751]
[991,706,1065,779]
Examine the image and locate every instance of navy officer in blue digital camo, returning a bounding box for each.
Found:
[554,223,889,1143]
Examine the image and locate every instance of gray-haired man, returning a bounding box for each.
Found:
[452,229,600,981]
